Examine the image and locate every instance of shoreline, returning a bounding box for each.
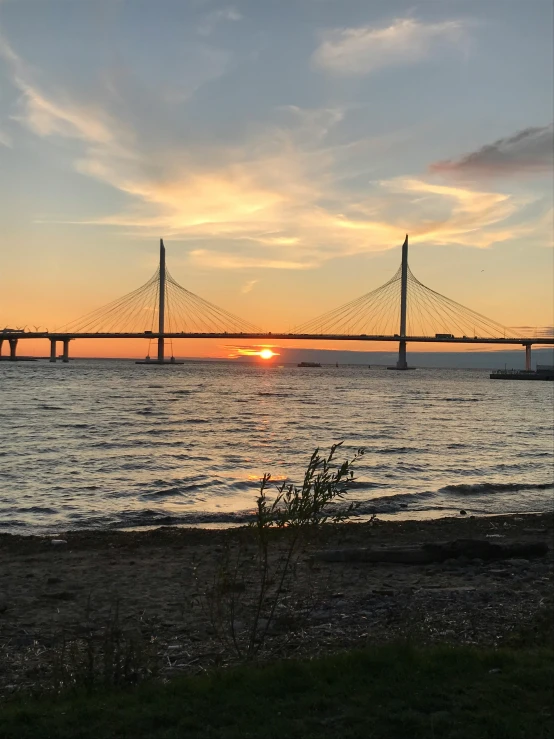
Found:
[1,511,552,697]
[3,505,553,539]
[2,509,552,551]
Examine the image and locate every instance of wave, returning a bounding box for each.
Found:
[344,491,436,515]
[375,447,418,454]
[66,508,256,530]
[141,481,216,499]
[341,480,388,490]
[442,398,482,403]
[440,481,554,495]
[16,506,57,514]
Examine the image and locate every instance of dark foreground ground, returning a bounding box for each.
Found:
[1,512,552,700]
[1,643,553,739]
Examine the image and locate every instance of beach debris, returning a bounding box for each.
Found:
[312,539,549,565]
[50,539,67,546]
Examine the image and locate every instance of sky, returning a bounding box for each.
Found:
[0,0,553,361]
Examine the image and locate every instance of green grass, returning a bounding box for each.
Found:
[1,644,553,739]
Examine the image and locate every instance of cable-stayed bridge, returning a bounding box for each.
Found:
[2,237,553,367]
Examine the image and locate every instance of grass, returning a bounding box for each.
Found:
[1,643,553,739]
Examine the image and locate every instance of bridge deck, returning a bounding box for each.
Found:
[2,332,553,345]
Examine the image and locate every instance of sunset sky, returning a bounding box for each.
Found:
[0,0,552,359]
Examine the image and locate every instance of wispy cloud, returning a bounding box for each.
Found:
[1,32,547,270]
[241,279,258,293]
[430,124,554,178]
[190,250,314,271]
[312,17,468,75]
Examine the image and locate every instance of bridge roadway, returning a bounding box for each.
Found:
[1,330,553,365]
[2,331,554,345]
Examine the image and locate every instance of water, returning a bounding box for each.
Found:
[0,360,552,534]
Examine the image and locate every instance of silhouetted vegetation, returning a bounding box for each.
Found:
[203,443,365,660]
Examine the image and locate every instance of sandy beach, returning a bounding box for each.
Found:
[1,512,552,697]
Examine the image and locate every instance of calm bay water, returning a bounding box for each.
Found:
[0,360,552,534]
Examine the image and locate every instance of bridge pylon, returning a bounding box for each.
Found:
[388,234,413,371]
[158,238,166,362]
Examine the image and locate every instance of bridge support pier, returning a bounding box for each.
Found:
[62,339,70,363]
[157,337,164,363]
[50,339,57,363]
[9,338,18,361]
[0,338,3,359]
[524,343,532,371]
[397,340,408,370]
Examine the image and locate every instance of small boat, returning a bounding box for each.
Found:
[298,361,321,368]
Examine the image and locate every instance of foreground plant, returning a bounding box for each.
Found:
[52,602,159,692]
[205,442,365,660]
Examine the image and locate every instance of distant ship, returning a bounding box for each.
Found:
[490,364,553,381]
[298,361,321,368]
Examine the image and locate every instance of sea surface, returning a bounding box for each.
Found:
[1,360,553,534]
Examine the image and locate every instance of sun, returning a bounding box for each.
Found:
[259,349,275,360]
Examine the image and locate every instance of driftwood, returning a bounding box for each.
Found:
[313,539,549,565]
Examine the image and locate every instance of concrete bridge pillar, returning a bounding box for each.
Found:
[50,338,57,363]
[0,338,4,359]
[396,340,408,370]
[62,338,70,363]
[524,343,532,371]
[9,338,18,361]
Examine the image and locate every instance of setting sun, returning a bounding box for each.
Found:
[259,349,275,360]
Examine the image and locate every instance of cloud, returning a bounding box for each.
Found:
[0,34,130,151]
[241,279,258,293]
[2,32,549,270]
[312,17,468,75]
[379,178,523,247]
[190,250,314,271]
[430,124,554,178]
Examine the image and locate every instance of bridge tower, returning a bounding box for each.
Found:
[396,234,409,369]
[158,238,166,362]
[388,234,413,370]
